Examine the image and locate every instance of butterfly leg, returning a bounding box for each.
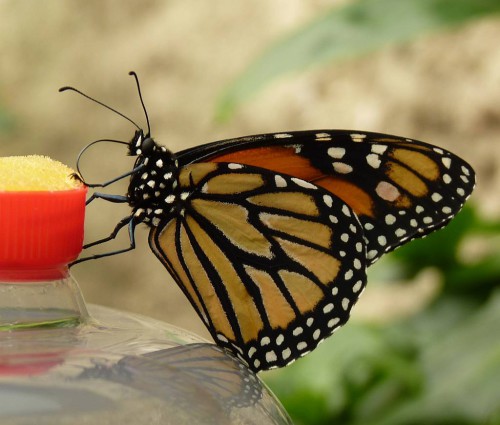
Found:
[70,216,138,266]
[86,192,129,206]
[84,164,145,189]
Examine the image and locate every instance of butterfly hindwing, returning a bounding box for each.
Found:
[149,162,367,371]
[177,130,475,263]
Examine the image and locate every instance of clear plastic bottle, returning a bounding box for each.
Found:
[0,159,292,425]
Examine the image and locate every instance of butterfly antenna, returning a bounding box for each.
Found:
[59,86,141,131]
[128,71,151,136]
[76,138,129,176]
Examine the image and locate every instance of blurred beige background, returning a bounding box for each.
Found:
[1,0,498,340]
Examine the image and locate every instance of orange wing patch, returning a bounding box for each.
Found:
[248,192,320,217]
[209,146,324,182]
[244,266,297,330]
[315,177,375,218]
[191,198,273,258]
[390,148,439,181]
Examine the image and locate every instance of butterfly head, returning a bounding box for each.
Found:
[129,129,155,156]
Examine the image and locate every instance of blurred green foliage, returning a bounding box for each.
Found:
[263,205,500,425]
[216,0,500,120]
[0,105,11,133]
[0,104,15,134]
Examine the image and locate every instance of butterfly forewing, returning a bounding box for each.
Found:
[177,130,475,263]
[150,162,367,371]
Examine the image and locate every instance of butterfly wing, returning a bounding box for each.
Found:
[177,130,475,264]
[149,162,367,372]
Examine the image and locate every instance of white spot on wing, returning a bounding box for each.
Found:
[342,205,351,217]
[431,193,443,202]
[385,214,396,225]
[353,280,363,293]
[395,228,407,237]
[332,162,353,174]
[376,181,400,201]
[442,157,452,169]
[350,133,367,142]
[328,318,340,328]
[371,144,388,154]
[275,175,287,188]
[323,303,334,313]
[292,178,316,189]
[366,153,381,168]
[297,341,308,351]
[327,147,346,159]
[323,195,333,207]
[266,351,277,362]
[342,298,350,310]
[217,334,228,343]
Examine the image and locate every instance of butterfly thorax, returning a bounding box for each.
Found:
[127,130,180,227]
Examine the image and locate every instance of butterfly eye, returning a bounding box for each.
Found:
[141,137,156,155]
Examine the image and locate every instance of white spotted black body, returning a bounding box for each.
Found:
[127,130,182,227]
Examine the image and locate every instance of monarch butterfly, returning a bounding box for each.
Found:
[63,72,475,372]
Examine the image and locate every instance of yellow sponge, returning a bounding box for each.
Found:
[0,155,82,191]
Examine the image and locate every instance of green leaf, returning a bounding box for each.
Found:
[216,0,500,120]
[365,292,500,425]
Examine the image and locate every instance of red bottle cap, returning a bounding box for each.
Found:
[0,187,87,281]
